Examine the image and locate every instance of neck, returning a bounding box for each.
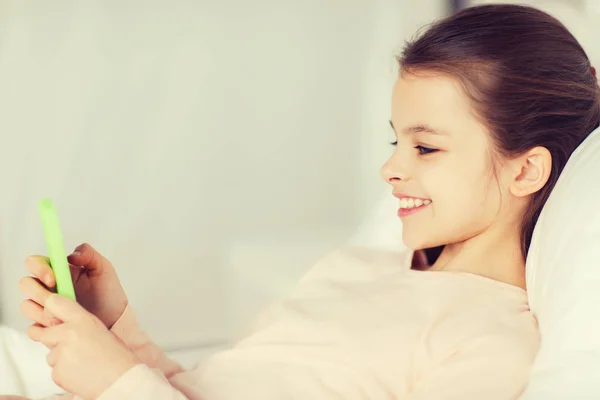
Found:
[429,224,527,290]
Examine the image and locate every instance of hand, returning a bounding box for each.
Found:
[20,243,128,329]
[28,293,139,400]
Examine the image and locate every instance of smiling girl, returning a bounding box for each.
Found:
[15,4,600,400]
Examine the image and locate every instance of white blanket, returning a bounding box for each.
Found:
[0,326,63,398]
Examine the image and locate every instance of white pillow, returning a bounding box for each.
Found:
[520,125,600,399]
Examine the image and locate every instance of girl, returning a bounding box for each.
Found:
[15,4,600,400]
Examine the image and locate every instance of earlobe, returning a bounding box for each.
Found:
[509,147,552,197]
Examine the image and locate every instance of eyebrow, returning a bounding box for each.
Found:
[388,120,447,136]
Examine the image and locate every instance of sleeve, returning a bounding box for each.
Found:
[96,365,195,400]
[96,351,388,400]
[408,330,540,400]
[109,305,184,379]
[101,307,206,399]
[4,391,73,399]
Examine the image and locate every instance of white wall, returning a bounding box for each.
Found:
[0,1,447,351]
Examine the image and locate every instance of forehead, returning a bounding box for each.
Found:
[391,72,487,139]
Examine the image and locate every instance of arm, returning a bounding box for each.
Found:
[100,248,399,400]
[100,303,384,399]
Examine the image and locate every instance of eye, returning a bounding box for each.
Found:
[415,145,438,155]
[390,140,398,146]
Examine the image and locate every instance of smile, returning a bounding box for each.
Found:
[399,197,431,209]
[397,197,431,217]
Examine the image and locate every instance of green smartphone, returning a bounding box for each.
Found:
[38,198,76,301]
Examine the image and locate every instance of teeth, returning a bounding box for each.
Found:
[399,197,431,209]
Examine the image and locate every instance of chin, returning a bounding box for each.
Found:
[402,232,431,251]
[402,231,446,251]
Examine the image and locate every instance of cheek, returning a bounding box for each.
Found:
[414,159,487,203]
[402,158,500,248]
[434,163,501,236]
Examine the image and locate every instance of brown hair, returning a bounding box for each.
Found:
[400,4,600,260]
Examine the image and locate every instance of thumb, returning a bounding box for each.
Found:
[67,243,110,275]
[45,293,87,322]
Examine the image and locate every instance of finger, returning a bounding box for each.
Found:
[24,255,55,288]
[28,323,65,348]
[45,293,88,322]
[28,323,48,344]
[20,299,57,326]
[18,276,53,306]
[46,347,58,367]
[28,323,44,342]
[20,299,44,323]
[67,243,109,277]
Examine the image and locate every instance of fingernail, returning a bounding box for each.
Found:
[68,251,81,257]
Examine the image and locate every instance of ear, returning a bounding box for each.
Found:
[508,146,552,197]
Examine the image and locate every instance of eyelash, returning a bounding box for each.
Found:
[389,141,439,155]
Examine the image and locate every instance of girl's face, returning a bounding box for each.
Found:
[381,73,505,250]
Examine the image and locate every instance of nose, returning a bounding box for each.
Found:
[380,154,409,185]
